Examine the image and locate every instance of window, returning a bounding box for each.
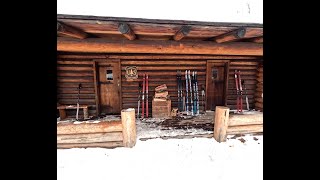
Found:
[212,69,218,79]
[106,70,113,80]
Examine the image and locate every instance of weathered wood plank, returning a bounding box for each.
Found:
[57,132,123,144]
[228,113,263,126]
[57,120,122,135]
[57,38,263,56]
[57,141,124,149]
[121,108,136,148]
[227,124,263,134]
[213,106,230,142]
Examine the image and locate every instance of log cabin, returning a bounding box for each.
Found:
[57,14,263,147]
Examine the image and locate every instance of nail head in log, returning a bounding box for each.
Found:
[215,28,246,43]
[121,108,136,147]
[213,106,230,143]
[173,26,191,41]
[118,23,136,40]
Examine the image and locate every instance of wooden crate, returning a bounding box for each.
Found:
[152,99,171,118]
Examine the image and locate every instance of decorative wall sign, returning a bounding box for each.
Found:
[125,66,138,79]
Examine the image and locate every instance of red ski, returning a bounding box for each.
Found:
[142,74,145,118]
[146,74,149,118]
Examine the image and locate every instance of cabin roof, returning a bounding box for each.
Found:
[57,14,263,43]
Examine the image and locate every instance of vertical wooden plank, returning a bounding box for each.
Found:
[224,61,230,106]
[213,106,230,143]
[118,59,123,110]
[59,109,67,120]
[121,108,136,148]
[83,107,89,119]
[93,61,100,116]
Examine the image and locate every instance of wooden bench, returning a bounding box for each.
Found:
[57,105,89,120]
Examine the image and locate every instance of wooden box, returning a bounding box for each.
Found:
[152,99,171,119]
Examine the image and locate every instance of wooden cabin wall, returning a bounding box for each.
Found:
[227,60,260,110]
[57,53,263,118]
[57,58,96,118]
[254,63,263,111]
[121,60,207,116]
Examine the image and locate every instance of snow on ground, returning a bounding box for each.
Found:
[57,134,263,180]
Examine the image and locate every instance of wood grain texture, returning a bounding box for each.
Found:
[57,141,123,149]
[57,37,263,56]
[213,106,230,142]
[121,108,136,148]
[57,132,123,144]
[57,120,122,135]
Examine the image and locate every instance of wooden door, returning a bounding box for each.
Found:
[206,60,229,110]
[97,60,121,114]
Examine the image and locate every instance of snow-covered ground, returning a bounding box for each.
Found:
[57,134,263,180]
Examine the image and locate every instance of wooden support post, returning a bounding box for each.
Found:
[121,108,136,147]
[118,23,136,40]
[59,109,67,120]
[214,28,246,43]
[173,26,191,41]
[83,107,89,119]
[213,106,230,143]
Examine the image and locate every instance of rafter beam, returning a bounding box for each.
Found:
[57,37,263,56]
[249,36,263,43]
[118,23,136,40]
[173,26,191,41]
[57,21,88,39]
[214,28,246,43]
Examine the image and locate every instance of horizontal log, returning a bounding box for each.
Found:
[230,61,259,65]
[57,38,263,56]
[57,94,96,99]
[57,83,94,88]
[57,61,93,65]
[57,99,96,105]
[226,124,263,135]
[57,120,122,135]
[228,71,257,75]
[228,75,258,80]
[229,66,258,70]
[57,132,123,144]
[121,60,206,65]
[57,78,94,83]
[58,88,95,94]
[228,113,263,126]
[58,52,261,61]
[57,141,124,149]
[57,72,94,77]
[121,71,206,76]
[57,66,93,71]
[121,66,206,71]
